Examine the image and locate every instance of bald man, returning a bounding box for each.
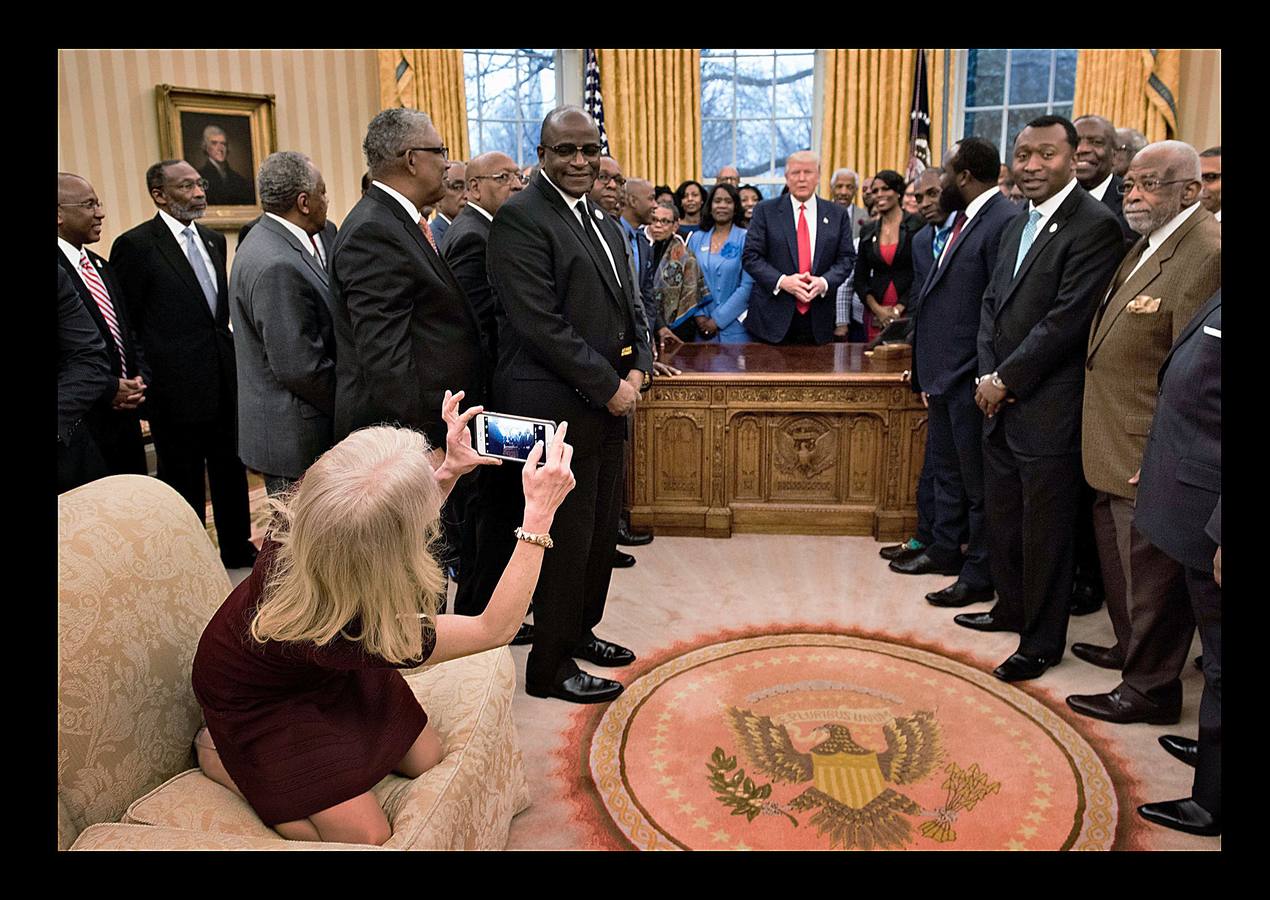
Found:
[1067,141,1220,726]
[430,160,467,245]
[741,149,857,345]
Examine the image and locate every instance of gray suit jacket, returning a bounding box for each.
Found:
[229,214,337,479]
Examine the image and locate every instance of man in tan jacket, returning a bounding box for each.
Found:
[1066,141,1220,724]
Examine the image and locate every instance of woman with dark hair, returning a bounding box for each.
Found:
[685,183,754,342]
[854,169,925,342]
[647,202,709,341]
[673,179,707,237]
[737,184,763,228]
[654,184,675,207]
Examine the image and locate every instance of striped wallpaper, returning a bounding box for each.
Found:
[57,49,382,263]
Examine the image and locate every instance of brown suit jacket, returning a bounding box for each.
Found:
[1081,204,1220,499]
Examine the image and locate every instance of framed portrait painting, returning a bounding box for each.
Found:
[155,84,277,227]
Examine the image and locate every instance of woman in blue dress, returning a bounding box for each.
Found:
[685,183,754,343]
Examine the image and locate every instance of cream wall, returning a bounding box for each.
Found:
[57,49,381,260]
[1178,49,1221,151]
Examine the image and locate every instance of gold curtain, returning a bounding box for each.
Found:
[596,49,701,187]
[377,49,471,160]
[819,49,950,197]
[1072,49,1180,142]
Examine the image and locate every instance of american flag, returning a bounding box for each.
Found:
[906,50,932,183]
[584,48,611,155]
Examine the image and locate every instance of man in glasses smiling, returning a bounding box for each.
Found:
[475,106,652,704]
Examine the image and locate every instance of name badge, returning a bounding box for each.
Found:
[621,345,634,357]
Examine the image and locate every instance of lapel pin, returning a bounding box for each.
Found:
[594,209,603,220]
[1048,223,1058,233]
[823,217,828,224]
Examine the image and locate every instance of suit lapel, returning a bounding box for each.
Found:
[533,177,625,308]
[151,215,214,320]
[260,216,330,287]
[810,198,832,272]
[926,195,997,295]
[1000,187,1081,306]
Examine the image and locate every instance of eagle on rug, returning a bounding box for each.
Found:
[725,707,944,849]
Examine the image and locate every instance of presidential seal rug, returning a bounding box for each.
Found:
[563,627,1119,850]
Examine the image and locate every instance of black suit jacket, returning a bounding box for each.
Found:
[110,214,235,424]
[1133,291,1221,572]
[440,204,498,366]
[976,184,1126,456]
[855,211,926,314]
[1094,174,1137,249]
[742,195,856,344]
[487,173,652,414]
[912,192,1018,396]
[910,222,937,302]
[57,266,115,446]
[329,185,485,446]
[57,246,151,390]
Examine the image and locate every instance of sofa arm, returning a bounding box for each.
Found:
[69,822,388,850]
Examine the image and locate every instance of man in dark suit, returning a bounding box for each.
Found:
[57,172,149,477]
[57,266,115,493]
[1074,115,1136,249]
[329,108,486,448]
[198,125,256,207]
[111,159,256,569]
[904,138,1018,607]
[742,151,856,345]
[429,160,467,246]
[229,151,337,497]
[481,106,652,704]
[955,116,1125,681]
[1132,291,1221,837]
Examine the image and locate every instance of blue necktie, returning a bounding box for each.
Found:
[183,226,218,316]
[1013,210,1043,277]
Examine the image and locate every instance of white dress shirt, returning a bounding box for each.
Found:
[774,193,828,297]
[264,212,317,257]
[1087,172,1114,202]
[371,180,422,223]
[936,187,997,267]
[466,200,494,222]
[1125,201,1202,281]
[1026,177,1080,236]
[540,170,622,284]
[159,209,219,289]
[58,237,93,282]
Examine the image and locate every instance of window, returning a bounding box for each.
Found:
[464,49,557,167]
[961,49,1078,156]
[701,49,815,198]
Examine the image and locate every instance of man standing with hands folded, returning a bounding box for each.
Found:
[479,106,651,704]
[741,151,856,345]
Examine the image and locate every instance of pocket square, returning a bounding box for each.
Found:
[1126,294,1161,314]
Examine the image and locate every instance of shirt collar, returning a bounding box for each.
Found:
[436,211,452,225]
[58,236,86,268]
[1087,172,1115,201]
[541,169,587,206]
[1146,201,1202,251]
[158,208,199,240]
[465,200,494,222]
[1028,177,1079,221]
[264,212,316,256]
[963,187,997,221]
[372,180,421,223]
[788,194,817,217]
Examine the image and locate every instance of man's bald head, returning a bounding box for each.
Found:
[467,151,517,180]
[540,106,598,146]
[538,106,602,198]
[717,165,740,187]
[465,151,524,216]
[57,172,104,247]
[622,177,656,226]
[912,168,945,224]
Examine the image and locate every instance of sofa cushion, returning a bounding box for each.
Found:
[71,822,385,850]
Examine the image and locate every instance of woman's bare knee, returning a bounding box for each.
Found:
[309,792,391,845]
[274,818,322,842]
[395,723,445,778]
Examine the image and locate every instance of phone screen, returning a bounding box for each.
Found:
[482,414,550,462]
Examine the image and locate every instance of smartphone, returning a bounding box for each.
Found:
[473,411,557,464]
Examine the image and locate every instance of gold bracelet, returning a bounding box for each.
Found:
[514,526,553,549]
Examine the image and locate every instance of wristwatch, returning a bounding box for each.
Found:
[975,371,1006,390]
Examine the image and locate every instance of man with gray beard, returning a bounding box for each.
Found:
[1066,141,1221,725]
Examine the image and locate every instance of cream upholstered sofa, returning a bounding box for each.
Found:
[58,475,530,850]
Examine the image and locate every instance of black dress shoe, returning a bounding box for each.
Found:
[1137,799,1220,836]
[221,541,259,569]
[572,636,636,667]
[926,582,994,607]
[1069,580,1105,616]
[1065,687,1181,724]
[1158,734,1199,768]
[617,524,654,546]
[526,672,624,704]
[993,653,1058,682]
[953,611,1020,632]
[889,551,964,576]
[1071,642,1125,670]
[613,550,636,568]
[510,623,534,646]
[879,538,926,561]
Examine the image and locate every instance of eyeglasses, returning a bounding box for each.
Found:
[400,145,449,161]
[58,199,103,211]
[172,179,210,192]
[443,179,467,192]
[543,142,603,160]
[473,171,529,186]
[595,172,627,187]
[1201,172,1221,183]
[1118,177,1191,195]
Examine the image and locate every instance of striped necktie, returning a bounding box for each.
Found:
[1013,210,1043,277]
[419,217,439,253]
[78,250,127,377]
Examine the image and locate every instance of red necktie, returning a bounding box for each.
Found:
[939,211,968,266]
[78,250,127,377]
[795,203,812,315]
[419,217,438,253]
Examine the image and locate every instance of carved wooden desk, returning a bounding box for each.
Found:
[630,343,925,539]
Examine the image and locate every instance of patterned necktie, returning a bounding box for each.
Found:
[931,224,954,261]
[182,226,218,316]
[795,203,812,315]
[418,217,438,253]
[78,250,127,377]
[938,211,969,267]
[1012,209,1043,277]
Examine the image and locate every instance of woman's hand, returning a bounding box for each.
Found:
[521,421,576,532]
[695,315,719,339]
[434,390,501,489]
